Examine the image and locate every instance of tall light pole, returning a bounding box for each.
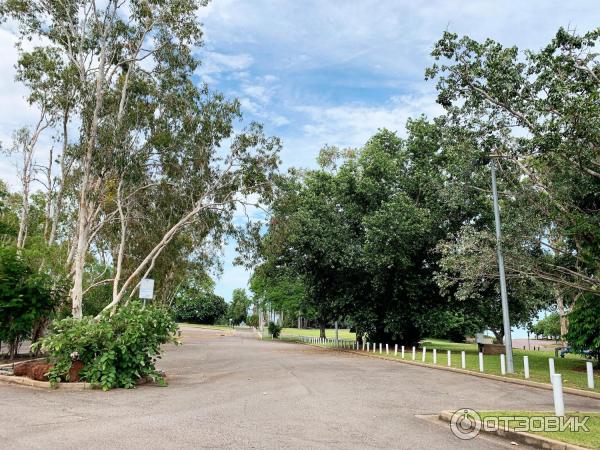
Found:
[490,157,515,373]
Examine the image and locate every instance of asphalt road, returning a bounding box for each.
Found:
[1,326,599,449]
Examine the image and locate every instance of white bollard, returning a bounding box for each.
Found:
[500,354,506,375]
[422,347,427,362]
[373,343,376,353]
[587,361,595,389]
[479,352,484,372]
[362,341,365,351]
[524,356,530,379]
[412,346,416,360]
[379,343,382,354]
[549,358,555,380]
[386,343,389,355]
[461,351,466,369]
[552,374,565,417]
[394,344,398,356]
[447,350,451,367]
[401,345,405,359]
[433,349,437,364]
[367,342,370,352]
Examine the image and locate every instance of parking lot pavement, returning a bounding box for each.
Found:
[1,326,598,449]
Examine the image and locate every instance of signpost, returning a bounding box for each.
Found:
[139,278,154,306]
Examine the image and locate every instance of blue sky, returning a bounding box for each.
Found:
[190,1,600,305]
[0,1,599,330]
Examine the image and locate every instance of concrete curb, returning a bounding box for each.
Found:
[438,409,590,450]
[0,373,163,390]
[286,342,600,401]
[0,373,93,390]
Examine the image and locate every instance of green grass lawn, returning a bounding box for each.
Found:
[478,411,600,449]
[280,327,356,340]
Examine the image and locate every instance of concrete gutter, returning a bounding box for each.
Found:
[438,409,590,450]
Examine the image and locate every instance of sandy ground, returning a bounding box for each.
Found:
[1,326,598,449]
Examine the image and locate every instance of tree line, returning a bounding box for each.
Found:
[249,28,600,357]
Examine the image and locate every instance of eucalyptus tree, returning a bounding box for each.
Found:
[2,0,281,318]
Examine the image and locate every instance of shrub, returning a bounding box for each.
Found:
[0,247,60,358]
[268,321,281,338]
[35,301,179,390]
[566,294,600,365]
[246,314,259,328]
[174,292,227,324]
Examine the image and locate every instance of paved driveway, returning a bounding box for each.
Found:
[1,326,598,449]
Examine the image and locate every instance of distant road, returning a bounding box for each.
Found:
[1,325,598,449]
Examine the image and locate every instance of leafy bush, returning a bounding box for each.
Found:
[566,294,600,365]
[174,292,227,324]
[0,247,60,358]
[35,301,179,390]
[268,321,281,338]
[246,314,259,328]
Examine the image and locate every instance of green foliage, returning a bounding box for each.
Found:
[246,314,259,328]
[228,288,251,325]
[0,247,60,356]
[36,302,178,390]
[268,321,281,338]
[174,291,227,324]
[530,313,561,339]
[566,295,600,363]
[428,28,600,297]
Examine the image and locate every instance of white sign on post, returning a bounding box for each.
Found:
[139,278,155,299]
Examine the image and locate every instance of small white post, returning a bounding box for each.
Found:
[379,343,382,354]
[447,350,451,367]
[478,352,484,372]
[386,343,389,355]
[412,346,416,360]
[524,356,530,379]
[367,342,370,352]
[587,361,594,389]
[394,344,398,356]
[552,373,565,417]
[422,347,427,362]
[461,351,466,369]
[373,343,376,353]
[362,341,365,351]
[433,348,437,364]
[500,354,506,375]
[401,345,405,359]
[549,358,555,380]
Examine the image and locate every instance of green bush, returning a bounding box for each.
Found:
[35,301,179,390]
[268,321,281,338]
[566,294,600,365]
[0,247,60,358]
[174,292,227,324]
[246,314,259,328]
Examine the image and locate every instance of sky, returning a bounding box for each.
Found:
[1,1,599,321]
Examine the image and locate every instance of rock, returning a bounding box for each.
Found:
[68,361,84,382]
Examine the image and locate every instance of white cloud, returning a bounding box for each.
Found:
[294,93,443,151]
